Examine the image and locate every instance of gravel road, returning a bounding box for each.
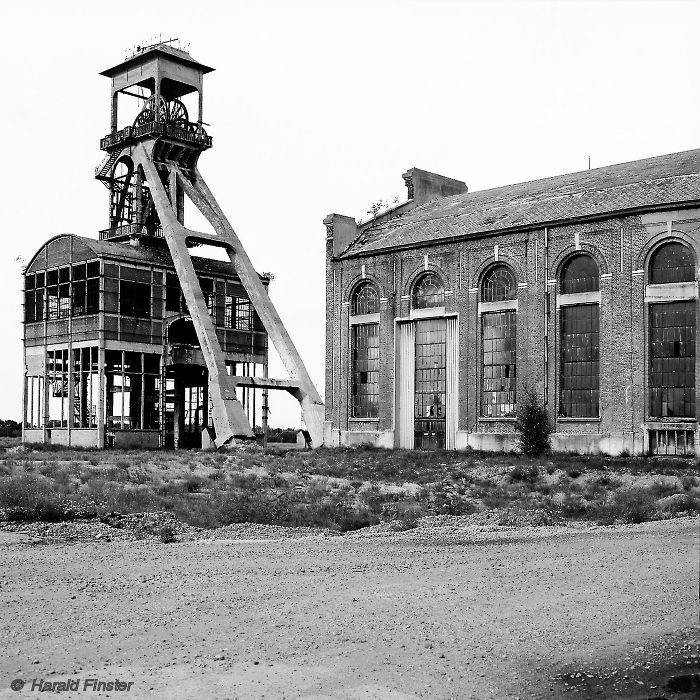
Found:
[1,518,698,699]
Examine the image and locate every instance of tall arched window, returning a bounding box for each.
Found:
[350,282,380,418]
[559,253,600,418]
[648,241,696,421]
[481,265,517,417]
[412,272,444,309]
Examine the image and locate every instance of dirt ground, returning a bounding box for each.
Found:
[1,518,698,700]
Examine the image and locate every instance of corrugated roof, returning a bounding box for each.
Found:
[341,148,700,257]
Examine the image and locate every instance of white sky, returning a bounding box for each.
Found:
[1,0,699,428]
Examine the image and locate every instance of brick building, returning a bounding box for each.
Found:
[323,150,699,459]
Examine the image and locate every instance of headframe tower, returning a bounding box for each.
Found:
[95,42,324,447]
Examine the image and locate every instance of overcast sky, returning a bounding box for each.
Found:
[1,0,699,428]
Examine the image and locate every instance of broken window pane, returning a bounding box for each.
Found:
[47,349,69,427]
[649,242,695,284]
[649,301,696,418]
[119,280,151,318]
[351,282,379,315]
[412,273,445,309]
[25,376,44,428]
[72,347,98,428]
[560,254,599,294]
[481,311,516,417]
[482,265,516,302]
[47,285,59,320]
[559,304,600,417]
[72,280,86,316]
[351,323,379,418]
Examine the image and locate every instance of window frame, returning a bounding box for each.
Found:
[349,281,381,419]
[411,272,445,310]
[557,253,601,419]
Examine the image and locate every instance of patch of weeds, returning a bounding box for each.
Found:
[681,475,700,491]
[430,481,478,516]
[591,487,658,525]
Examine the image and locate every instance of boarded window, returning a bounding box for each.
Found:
[351,282,379,315]
[649,242,695,284]
[351,323,379,418]
[649,301,696,418]
[559,304,600,417]
[560,254,599,294]
[482,265,516,302]
[481,311,516,417]
[412,273,445,309]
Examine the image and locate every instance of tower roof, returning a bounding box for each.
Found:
[99,43,214,79]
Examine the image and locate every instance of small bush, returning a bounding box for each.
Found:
[509,465,539,483]
[159,525,177,543]
[514,389,551,456]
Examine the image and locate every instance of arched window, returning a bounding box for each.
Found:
[351,281,379,315]
[558,254,600,418]
[648,242,696,423]
[480,265,517,417]
[412,272,444,309]
[350,282,380,418]
[481,265,516,302]
[649,242,695,284]
[560,254,599,294]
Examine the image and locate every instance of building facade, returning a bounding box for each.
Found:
[324,153,700,459]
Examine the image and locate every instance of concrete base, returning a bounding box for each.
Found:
[324,428,656,458]
[467,432,520,453]
[338,430,394,448]
[550,432,641,456]
[110,431,160,449]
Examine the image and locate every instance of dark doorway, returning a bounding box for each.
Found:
[163,364,208,448]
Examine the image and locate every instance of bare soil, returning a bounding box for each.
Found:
[1,517,698,699]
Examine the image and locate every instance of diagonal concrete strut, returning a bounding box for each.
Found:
[132,141,325,448]
[134,142,252,447]
[173,162,325,447]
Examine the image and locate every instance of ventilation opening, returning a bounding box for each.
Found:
[649,429,695,456]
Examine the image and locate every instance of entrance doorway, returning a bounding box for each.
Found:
[162,364,208,448]
[396,316,458,449]
[414,319,446,448]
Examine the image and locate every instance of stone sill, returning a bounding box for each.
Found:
[557,417,601,423]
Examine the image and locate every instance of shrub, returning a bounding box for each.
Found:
[159,525,177,543]
[509,465,539,483]
[514,388,551,456]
